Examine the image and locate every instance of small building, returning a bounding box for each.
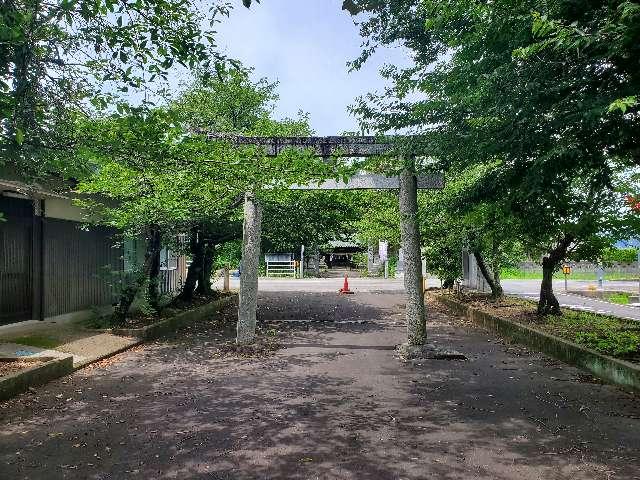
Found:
[321,241,364,271]
[0,179,186,325]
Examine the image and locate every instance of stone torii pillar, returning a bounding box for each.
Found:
[399,159,426,346]
[236,191,262,345]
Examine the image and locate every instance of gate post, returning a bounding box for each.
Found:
[399,158,426,345]
[237,191,262,344]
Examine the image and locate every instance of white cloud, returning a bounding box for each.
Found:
[216,0,411,135]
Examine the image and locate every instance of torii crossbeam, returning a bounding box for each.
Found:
[207,134,407,157]
[217,135,444,351]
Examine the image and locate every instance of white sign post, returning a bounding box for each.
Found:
[379,240,389,279]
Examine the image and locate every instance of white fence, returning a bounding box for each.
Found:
[265,253,296,277]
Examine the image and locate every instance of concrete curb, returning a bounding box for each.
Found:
[0,356,74,401]
[72,340,143,371]
[434,294,640,391]
[0,295,237,402]
[112,295,237,341]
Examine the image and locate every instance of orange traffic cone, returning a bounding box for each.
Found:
[339,275,354,294]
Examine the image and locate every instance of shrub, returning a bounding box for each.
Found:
[574,330,640,357]
[602,247,638,265]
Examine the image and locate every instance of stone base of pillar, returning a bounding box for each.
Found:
[395,343,467,361]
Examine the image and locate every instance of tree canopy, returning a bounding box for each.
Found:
[261,190,361,254]
[1,0,253,176]
[346,0,640,312]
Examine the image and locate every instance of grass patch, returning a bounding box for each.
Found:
[7,335,61,349]
[605,292,631,305]
[450,293,640,360]
[500,267,638,281]
[79,314,115,330]
[500,268,546,280]
[545,309,640,357]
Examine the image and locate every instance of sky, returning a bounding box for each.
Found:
[214,0,411,136]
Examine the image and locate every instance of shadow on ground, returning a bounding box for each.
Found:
[0,293,638,480]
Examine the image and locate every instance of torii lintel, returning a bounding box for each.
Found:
[205,134,427,158]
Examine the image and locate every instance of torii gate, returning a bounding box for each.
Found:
[212,135,444,350]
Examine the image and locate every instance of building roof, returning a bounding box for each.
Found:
[0,178,71,200]
[329,240,360,248]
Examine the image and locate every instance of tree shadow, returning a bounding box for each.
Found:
[0,293,639,479]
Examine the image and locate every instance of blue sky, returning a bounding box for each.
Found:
[214,0,411,135]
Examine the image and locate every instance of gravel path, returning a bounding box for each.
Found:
[1,291,639,480]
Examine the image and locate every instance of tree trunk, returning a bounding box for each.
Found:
[179,228,205,301]
[473,250,503,298]
[111,228,161,325]
[111,279,143,327]
[147,228,162,312]
[538,257,560,314]
[537,235,574,315]
[196,244,215,296]
[492,265,503,297]
[490,235,504,298]
[11,29,37,139]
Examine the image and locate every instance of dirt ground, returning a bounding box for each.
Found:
[1,291,639,480]
[0,359,40,377]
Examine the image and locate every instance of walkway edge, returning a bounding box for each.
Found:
[434,294,640,391]
[112,294,237,341]
[0,356,74,401]
[1,295,238,401]
[72,340,143,371]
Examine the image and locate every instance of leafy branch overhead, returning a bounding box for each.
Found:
[349,0,640,313]
[1,0,254,176]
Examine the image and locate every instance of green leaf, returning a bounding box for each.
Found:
[608,96,638,114]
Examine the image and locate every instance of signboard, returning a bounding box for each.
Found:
[379,241,388,262]
[265,253,293,262]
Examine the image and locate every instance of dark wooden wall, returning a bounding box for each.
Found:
[42,218,122,318]
[1,195,187,324]
[0,197,34,324]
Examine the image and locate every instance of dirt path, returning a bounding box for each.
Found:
[1,292,639,480]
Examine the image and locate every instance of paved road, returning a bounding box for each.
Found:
[1,288,639,479]
[214,276,406,293]
[502,279,640,321]
[216,276,640,321]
